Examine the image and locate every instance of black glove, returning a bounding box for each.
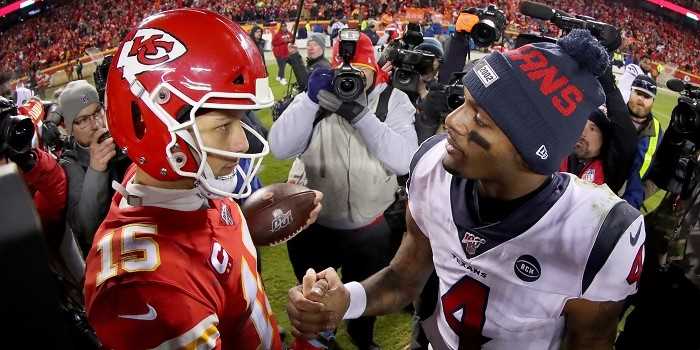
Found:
[317,90,369,124]
[422,89,449,120]
[41,121,63,149]
[8,150,37,172]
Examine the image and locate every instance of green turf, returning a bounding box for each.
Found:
[43,63,678,349]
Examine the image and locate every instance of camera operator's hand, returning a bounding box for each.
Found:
[89,128,117,172]
[307,68,334,104]
[381,62,394,76]
[288,43,299,55]
[423,88,449,119]
[8,150,37,172]
[317,90,369,125]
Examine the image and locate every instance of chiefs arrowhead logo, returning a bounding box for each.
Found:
[117,28,187,79]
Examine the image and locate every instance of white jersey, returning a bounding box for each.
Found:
[407,135,645,350]
[14,86,34,107]
[618,64,651,104]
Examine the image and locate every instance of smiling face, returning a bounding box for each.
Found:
[442,88,529,180]
[194,109,249,177]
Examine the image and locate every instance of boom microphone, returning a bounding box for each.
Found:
[519,1,556,21]
[667,78,686,93]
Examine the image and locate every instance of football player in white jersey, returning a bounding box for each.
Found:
[287,30,645,350]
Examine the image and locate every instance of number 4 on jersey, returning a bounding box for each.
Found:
[441,275,492,349]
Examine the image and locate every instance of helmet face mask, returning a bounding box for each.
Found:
[106,9,273,199]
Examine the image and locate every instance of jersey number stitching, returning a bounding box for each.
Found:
[96,224,161,286]
[441,275,491,349]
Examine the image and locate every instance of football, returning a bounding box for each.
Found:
[241,183,317,246]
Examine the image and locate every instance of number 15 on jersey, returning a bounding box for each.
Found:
[96,224,161,286]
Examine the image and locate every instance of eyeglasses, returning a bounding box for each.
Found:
[73,106,104,129]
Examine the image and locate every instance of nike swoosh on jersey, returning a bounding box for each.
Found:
[629,224,642,246]
[118,304,157,321]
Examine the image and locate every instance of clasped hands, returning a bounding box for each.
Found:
[286,267,350,339]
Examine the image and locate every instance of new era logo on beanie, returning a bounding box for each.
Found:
[462,29,608,175]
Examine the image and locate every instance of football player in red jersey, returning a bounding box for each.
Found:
[83,9,321,350]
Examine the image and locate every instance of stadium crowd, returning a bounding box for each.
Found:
[1,0,699,78]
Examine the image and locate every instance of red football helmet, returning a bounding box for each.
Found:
[106,8,273,198]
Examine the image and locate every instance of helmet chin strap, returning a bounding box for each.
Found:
[196,162,254,199]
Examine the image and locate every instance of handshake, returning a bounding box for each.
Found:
[286,267,355,339]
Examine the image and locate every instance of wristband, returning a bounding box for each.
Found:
[342,281,366,320]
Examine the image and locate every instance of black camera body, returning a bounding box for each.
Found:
[518,1,621,51]
[380,28,437,93]
[465,4,507,47]
[649,79,700,194]
[386,46,436,93]
[0,97,34,158]
[332,29,366,102]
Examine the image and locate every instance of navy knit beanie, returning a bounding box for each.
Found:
[462,29,609,175]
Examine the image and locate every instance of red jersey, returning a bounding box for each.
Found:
[84,188,282,349]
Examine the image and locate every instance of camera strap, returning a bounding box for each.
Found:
[375,85,393,123]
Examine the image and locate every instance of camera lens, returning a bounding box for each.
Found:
[447,93,465,111]
[8,117,34,154]
[672,102,700,134]
[340,79,355,93]
[472,21,498,47]
[396,70,413,86]
[334,74,364,101]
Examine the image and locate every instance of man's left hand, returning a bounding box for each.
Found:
[317,90,369,124]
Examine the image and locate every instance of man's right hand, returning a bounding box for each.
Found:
[287,268,350,339]
[89,128,117,172]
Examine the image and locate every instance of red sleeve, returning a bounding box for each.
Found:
[88,282,222,350]
[23,149,67,230]
[271,31,284,47]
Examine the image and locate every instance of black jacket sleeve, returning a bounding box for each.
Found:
[599,66,638,193]
[438,32,468,85]
[288,52,309,90]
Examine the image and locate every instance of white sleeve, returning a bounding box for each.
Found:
[582,215,645,302]
[617,64,642,104]
[353,89,418,176]
[268,93,319,160]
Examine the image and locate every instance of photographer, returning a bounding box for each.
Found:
[0,96,67,245]
[412,38,447,143]
[616,80,700,350]
[560,66,638,193]
[287,33,330,91]
[58,80,130,255]
[269,31,418,349]
[1,96,97,349]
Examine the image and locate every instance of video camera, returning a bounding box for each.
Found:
[518,1,622,51]
[0,96,34,159]
[332,29,366,102]
[433,71,468,113]
[380,25,437,93]
[457,4,507,47]
[648,79,700,194]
